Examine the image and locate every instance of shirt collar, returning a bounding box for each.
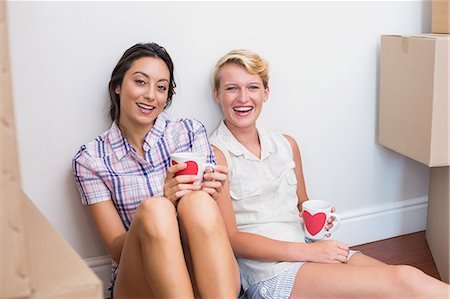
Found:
[216,120,276,161]
[107,121,131,161]
[143,111,170,151]
[107,111,170,160]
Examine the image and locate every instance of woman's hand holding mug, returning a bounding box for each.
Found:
[302,200,341,240]
[164,161,201,205]
[165,152,228,204]
[201,164,228,200]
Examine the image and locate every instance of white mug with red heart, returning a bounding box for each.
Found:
[302,200,341,240]
[170,152,214,185]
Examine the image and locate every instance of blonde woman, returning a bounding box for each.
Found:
[210,49,450,299]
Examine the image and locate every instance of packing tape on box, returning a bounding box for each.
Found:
[401,36,409,54]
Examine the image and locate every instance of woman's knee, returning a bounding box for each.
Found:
[177,191,222,233]
[134,196,177,239]
[177,190,216,215]
[388,265,426,290]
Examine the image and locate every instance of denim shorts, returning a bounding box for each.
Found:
[246,250,360,299]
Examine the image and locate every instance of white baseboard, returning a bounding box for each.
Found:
[333,196,428,246]
[85,196,428,298]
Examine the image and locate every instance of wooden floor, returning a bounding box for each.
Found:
[351,231,441,280]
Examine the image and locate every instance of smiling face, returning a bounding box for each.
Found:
[214,63,269,132]
[115,56,170,132]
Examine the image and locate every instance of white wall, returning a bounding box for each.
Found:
[8,0,431,274]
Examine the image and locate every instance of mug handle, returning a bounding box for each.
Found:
[327,213,341,235]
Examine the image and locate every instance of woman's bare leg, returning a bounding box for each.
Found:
[179,224,201,298]
[290,260,449,299]
[178,191,241,298]
[347,252,386,266]
[114,197,194,299]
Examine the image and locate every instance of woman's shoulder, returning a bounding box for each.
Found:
[273,131,300,159]
[209,120,230,148]
[209,123,221,143]
[73,126,115,163]
[260,129,297,157]
[263,128,294,144]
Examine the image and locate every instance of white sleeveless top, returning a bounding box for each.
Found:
[210,121,306,290]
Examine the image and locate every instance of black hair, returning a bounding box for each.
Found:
[108,42,176,122]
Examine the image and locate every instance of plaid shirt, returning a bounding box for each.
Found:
[72,111,215,289]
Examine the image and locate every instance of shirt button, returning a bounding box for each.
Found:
[260,287,267,295]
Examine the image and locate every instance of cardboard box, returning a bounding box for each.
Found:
[21,191,104,298]
[1,2,103,298]
[0,1,31,296]
[433,0,450,34]
[378,34,450,167]
[0,181,31,298]
[426,167,450,283]
[1,188,104,299]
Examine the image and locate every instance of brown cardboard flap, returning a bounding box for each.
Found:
[22,191,102,298]
[30,285,103,299]
[0,181,31,298]
[430,38,449,165]
[1,0,32,297]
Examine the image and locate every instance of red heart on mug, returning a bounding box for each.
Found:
[303,211,326,236]
[172,160,199,176]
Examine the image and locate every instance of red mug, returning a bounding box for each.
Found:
[302,200,341,240]
[170,152,214,185]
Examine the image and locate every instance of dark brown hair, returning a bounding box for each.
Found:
[108,43,176,122]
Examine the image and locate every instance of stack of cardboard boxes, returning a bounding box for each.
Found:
[379,0,450,283]
[0,2,103,298]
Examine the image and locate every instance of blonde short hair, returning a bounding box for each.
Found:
[212,49,269,90]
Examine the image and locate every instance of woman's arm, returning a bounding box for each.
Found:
[283,134,309,210]
[73,153,127,263]
[284,134,339,239]
[187,119,229,199]
[88,200,126,263]
[213,145,315,262]
[214,145,349,264]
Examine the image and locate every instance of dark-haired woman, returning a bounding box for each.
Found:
[72,43,240,298]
